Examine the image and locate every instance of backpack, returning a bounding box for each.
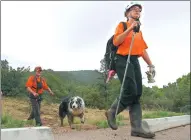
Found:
[104,22,127,71]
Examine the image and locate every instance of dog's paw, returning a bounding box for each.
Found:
[81,117,85,124]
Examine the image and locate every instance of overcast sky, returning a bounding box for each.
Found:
[1,1,190,88]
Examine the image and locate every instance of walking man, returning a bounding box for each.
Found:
[105,2,156,138]
[26,66,54,126]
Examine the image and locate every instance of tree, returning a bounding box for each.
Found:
[1,59,190,112]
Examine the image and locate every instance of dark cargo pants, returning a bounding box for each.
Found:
[114,54,142,108]
[110,54,155,138]
[28,94,43,126]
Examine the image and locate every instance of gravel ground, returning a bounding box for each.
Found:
[53,125,190,140]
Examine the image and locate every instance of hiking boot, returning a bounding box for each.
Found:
[36,123,42,127]
[129,103,155,139]
[27,115,34,120]
[131,128,155,138]
[105,99,125,130]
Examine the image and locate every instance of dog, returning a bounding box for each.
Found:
[59,95,85,129]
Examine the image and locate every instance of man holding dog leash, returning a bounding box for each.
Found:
[26,66,54,126]
[105,1,156,138]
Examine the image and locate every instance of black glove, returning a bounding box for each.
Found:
[133,23,140,33]
[133,19,141,33]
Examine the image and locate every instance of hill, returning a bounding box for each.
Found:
[55,70,102,85]
[1,59,190,112]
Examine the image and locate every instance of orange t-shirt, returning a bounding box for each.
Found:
[113,22,148,56]
[25,75,49,95]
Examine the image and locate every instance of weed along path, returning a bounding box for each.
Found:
[2,97,190,140]
[53,125,190,140]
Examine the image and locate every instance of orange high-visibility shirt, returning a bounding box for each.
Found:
[25,75,49,94]
[113,22,148,56]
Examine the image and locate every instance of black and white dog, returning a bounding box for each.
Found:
[59,95,85,129]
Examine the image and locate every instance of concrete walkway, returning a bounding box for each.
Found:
[53,125,190,140]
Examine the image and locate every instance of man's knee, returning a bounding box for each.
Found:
[133,96,141,104]
[120,91,137,107]
[32,104,40,116]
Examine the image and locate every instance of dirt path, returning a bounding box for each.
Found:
[53,125,190,140]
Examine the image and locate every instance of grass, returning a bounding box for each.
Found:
[1,97,187,130]
[1,113,34,128]
[95,114,125,129]
[142,110,185,119]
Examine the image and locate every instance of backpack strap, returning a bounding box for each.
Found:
[32,75,43,93]
[121,22,127,32]
[31,75,38,93]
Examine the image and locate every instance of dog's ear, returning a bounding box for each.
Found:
[70,97,74,102]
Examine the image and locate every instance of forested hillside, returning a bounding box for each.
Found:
[55,70,102,85]
[1,59,190,113]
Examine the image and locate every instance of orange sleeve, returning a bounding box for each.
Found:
[25,76,34,88]
[42,78,49,90]
[113,22,125,46]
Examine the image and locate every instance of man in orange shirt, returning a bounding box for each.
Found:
[105,2,156,138]
[26,66,54,126]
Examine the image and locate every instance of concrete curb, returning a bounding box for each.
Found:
[142,115,191,133]
[1,126,54,140]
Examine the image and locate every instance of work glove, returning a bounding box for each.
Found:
[145,65,156,83]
